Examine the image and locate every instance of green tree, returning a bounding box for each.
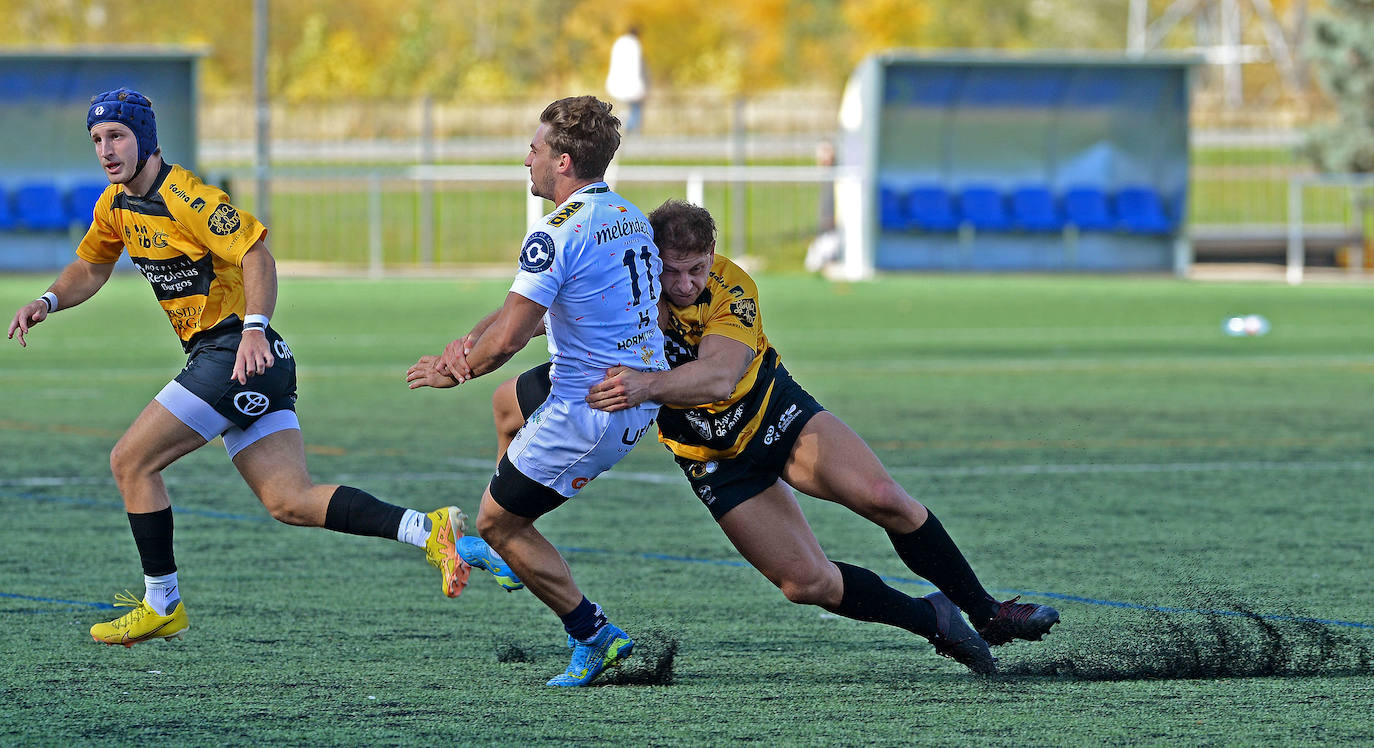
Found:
[1304,0,1374,171]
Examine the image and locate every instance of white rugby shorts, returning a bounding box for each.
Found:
[506,394,658,498]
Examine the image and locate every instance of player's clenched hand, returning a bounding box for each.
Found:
[587,365,650,412]
[435,335,475,383]
[231,329,275,384]
[407,354,460,389]
[7,300,49,348]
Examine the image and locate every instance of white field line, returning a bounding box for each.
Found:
[5,458,1372,490]
[7,352,1374,382]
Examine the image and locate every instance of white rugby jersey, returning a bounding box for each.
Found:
[509,182,669,400]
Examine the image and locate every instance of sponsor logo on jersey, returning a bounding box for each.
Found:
[547,201,584,227]
[593,217,650,245]
[520,231,557,272]
[165,303,206,338]
[622,422,650,445]
[685,410,712,440]
[763,405,802,446]
[168,183,194,206]
[208,204,241,236]
[189,197,206,212]
[234,391,270,416]
[571,477,591,490]
[151,231,169,248]
[710,401,748,438]
[616,329,656,351]
[273,339,293,359]
[777,404,801,434]
[130,254,214,300]
[730,298,757,328]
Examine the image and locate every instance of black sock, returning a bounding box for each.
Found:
[559,597,608,641]
[888,513,998,624]
[322,486,406,539]
[127,508,176,576]
[830,561,939,639]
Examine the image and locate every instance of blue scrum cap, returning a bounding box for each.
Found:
[87,88,158,165]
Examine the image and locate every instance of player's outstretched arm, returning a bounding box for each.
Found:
[587,334,753,412]
[7,258,115,347]
[436,292,546,383]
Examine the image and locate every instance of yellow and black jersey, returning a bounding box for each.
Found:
[656,254,783,462]
[76,163,267,351]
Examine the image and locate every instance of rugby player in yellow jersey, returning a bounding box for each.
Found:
[6,88,485,648]
[584,200,1061,675]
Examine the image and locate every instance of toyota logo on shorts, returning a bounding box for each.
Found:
[234,391,270,416]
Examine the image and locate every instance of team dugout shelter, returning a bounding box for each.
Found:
[833,51,1197,279]
[0,48,201,271]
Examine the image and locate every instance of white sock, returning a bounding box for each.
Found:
[144,572,180,616]
[397,509,431,548]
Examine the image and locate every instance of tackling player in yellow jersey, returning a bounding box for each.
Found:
[578,200,1060,676]
[7,88,483,648]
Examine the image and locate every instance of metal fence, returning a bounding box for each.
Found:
[196,91,1367,274]
[223,163,837,275]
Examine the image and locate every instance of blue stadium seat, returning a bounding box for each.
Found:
[958,185,1011,231]
[1063,186,1115,231]
[67,182,108,226]
[907,185,961,232]
[13,183,68,231]
[880,186,908,230]
[1114,186,1174,234]
[0,186,14,230]
[1010,186,1064,232]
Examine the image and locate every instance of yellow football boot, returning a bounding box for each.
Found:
[425,505,471,598]
[90,591,189,647]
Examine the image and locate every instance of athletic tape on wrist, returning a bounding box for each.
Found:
[243,313,269,331]
[39,292,58,313]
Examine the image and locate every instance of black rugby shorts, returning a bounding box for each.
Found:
[674,365,823,521]
[173,326,298,430]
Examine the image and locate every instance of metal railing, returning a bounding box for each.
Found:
[229,164,839,276]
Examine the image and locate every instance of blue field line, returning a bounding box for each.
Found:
[0,592,114,610]
[0,490,272,523]
[5,493,1371,630]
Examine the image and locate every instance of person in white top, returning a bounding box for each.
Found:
[406,95,666,687]
[605,26,647,134]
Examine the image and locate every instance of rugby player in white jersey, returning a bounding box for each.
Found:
[406,96,667,687]
[486,201,1060,678]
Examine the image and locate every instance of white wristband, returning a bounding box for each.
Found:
[39,292,58,313]
[243,313,270,329]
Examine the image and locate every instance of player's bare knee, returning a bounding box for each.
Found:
[257,488,314,526]
[861,478,923,524]
[109,440,149,487]
[475,510,514,549]
[775,569,834,606]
